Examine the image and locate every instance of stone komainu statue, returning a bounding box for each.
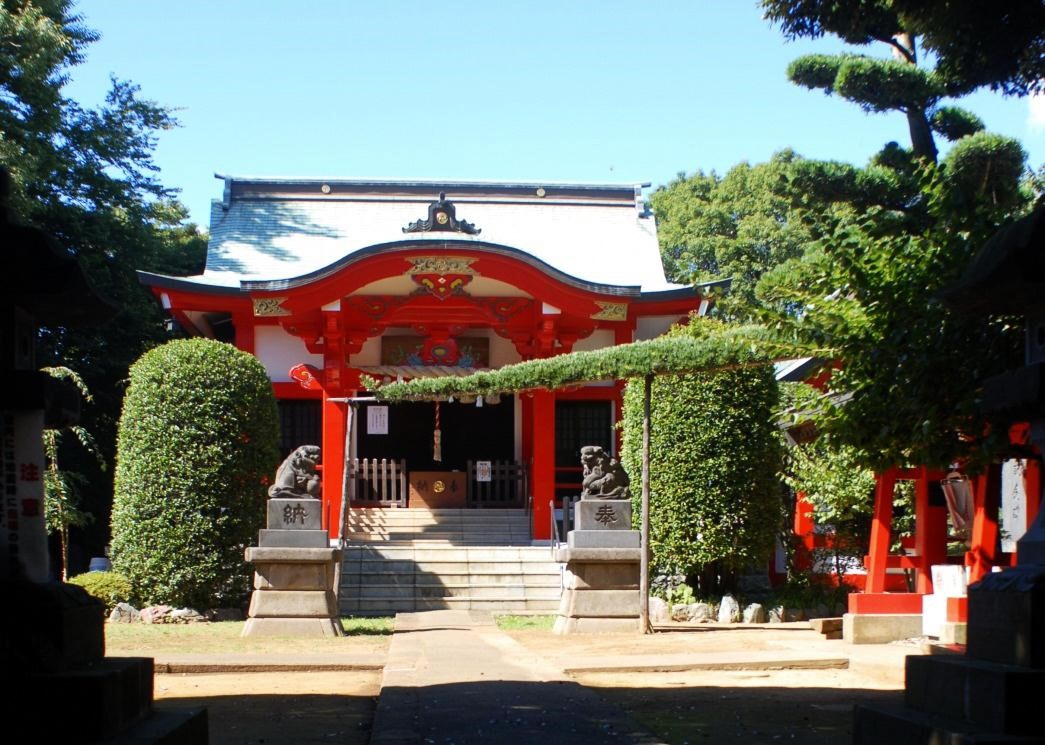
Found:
[579,445,630,500]
[268,445,321,499]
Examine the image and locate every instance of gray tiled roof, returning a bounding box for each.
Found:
[183,179,681,292]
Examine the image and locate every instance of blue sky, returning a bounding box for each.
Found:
[67,1,1044,227]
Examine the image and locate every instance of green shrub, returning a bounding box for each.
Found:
[68,571,135,611]
[110,339,280,608]
[621,322,784,596]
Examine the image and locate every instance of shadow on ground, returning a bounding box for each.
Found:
[156,672,380,745]
[158,672,903,745]
[592,682,904,744]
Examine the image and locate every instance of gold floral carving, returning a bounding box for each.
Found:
[252,297,291,317]
[407,256,477,276]
[591,301,628,321]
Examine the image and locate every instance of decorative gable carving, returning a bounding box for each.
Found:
[403,193,481,235]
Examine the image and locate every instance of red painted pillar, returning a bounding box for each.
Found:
[792,491,816,572]
[1026,457,1041,529]
[530,389,555,540]
[865,470,896,593]
[967,464,1001,583]
[321,392,346,540]
[520,394,534,466]
[914,470,948,594]
[233,313,255,353]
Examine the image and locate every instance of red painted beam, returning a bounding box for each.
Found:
[946,596,968,623]
[848,592,924,615]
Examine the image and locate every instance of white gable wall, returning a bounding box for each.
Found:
[255,325,323,382]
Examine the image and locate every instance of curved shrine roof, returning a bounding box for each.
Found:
[169,177,683,294]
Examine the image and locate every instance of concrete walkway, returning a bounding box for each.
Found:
[370,610,666,744]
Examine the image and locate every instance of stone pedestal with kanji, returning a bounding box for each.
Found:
[243,498,342,637]
[554,498,642,633]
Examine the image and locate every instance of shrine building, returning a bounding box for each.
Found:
[140,178,710,542]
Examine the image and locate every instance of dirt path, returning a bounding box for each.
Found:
[578,668,902,744]
[148,624,911,745]
[155,671,381,745]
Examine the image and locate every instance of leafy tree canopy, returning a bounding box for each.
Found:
[1,0,205,403]
[762,0,1045,97]
[2,1,205,558]
[761,0,1045,161]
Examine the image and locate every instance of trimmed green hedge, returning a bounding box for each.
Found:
[621,323,784,595]
[68,570,135,612]
[369,319,797,401]
[110,339,279,608]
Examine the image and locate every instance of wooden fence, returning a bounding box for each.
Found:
[348,458,408,507]
[466,460,528,508]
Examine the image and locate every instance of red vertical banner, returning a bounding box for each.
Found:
[1,410,48,582]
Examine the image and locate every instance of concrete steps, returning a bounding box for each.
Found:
[343,507,533,545]
[339,508,563,615]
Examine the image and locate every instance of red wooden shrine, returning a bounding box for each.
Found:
[141,178,708,539]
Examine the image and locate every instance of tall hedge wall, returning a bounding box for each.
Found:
[621,324,783,595]
[110,339,280,608]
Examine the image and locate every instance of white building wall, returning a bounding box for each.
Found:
[254,325,323,382]
[571,329,615,352]
[635,315,685,341]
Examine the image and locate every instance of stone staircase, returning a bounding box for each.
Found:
[339,508,563,615]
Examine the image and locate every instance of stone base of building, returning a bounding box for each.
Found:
[242,617,343,637]
[553,543,641,634]
[938,620,967,645]
[553,616,643,634]
[243,546,343,637]
[842,612,923,644]
[854,565,1045,743]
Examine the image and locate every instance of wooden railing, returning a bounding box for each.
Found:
[466,460,528,508]
[348,458,407,508]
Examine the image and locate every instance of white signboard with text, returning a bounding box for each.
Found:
[1001,458,1028,553]
[367,406,389,435]
[476,460,492,482]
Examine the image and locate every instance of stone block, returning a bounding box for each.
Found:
[558,588,640,618]
[939,621,967,645]
[842,613,923,644]
[554,547,642,563]
[648,596,669,623]
[567,529,640,548]
[742,603,766,623]
[718,595,741,623]
[23,657,154,740]
[245,546,339,563]
[966,565,1045,668]
[266,498,322,530]
[253,562,334,591]
[258,528,329,547]
[905,654,1045,736]
[575,499,632,530]
[562,562,638,590]
[554,616,643,634]
[247,590,336,618]
[672,602,713,622]
[242,617,343,637]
